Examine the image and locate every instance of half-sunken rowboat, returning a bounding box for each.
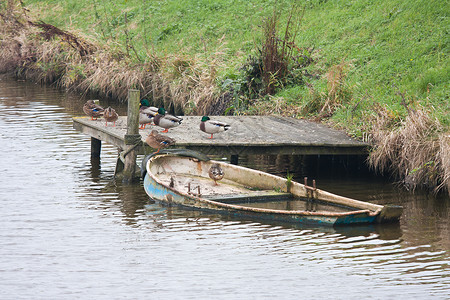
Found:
[142,150,402,226]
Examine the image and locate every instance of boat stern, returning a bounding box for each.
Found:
[376,205,403,223]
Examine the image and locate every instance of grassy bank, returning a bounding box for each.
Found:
[1,0,448,194]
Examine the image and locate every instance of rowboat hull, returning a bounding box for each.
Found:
[143,151,402,226]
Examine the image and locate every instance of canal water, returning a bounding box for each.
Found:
[0,77,449,299]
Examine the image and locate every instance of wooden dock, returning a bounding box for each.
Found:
[73,115,368,157]
[73,89,368,182]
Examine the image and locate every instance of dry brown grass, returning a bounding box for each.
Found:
[369,105,449,195]
[299,61,352,120]
[0,14,36,74]
[0,5,229,116]
[438,134,450,193]
[244,95,304,117]
[164,43,228,115]
[320,61,352,116]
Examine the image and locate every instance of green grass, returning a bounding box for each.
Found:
[24,0,280,60]
[19,0,450,132]
[2,0,448,193]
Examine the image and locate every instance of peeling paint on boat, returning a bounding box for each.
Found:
[143,152,401,226]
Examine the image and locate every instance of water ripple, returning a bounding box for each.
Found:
[0,78,449,299]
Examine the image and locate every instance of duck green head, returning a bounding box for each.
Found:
[157,107,166,115]
[140,99,150,107]
[201,116,210,122]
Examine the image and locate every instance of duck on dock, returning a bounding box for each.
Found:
[103,106,118,127]
[83,100,104,120]
[139,99,158,129]
[200,116,230,139]
[145,130,176,154]
[153,107,182,133]
[208,163,224,185]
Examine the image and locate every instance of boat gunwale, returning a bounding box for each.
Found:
[146,154,379,218]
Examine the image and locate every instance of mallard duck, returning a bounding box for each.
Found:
[145,130,176,154]
[104,106,119,127]
[208,163,224,185]
[200,116,230,139]
[139,99,158,129]
[83,100,104,120]
[86,100,104,110]
[153,107,182,133]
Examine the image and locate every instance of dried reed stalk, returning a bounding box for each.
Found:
[438,134,450,194]
[320,61,350,116]
[369,105,449,194]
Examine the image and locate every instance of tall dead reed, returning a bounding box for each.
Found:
[438,134,450,193]
[260,12,286,95]
[242,4,305,98]
[369,103,449,195]
[264,5,303,94]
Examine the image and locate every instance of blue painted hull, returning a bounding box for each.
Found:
[143,173,377,226]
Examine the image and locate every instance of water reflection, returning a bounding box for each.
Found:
[89,156,102,180]
[1,77,449,299]
[158,204,404,240]
[115,183,149,226]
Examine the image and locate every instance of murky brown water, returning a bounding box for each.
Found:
[1,77,449,299]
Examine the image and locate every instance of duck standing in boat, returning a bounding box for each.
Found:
[209,163,224,185]
[145,130,176,154]
[200,116,230,139]
[153,107,182,133]
[103,106,119,127]
[83,100,104,120]
[139,99,158,129]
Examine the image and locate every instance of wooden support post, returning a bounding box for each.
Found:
[91,137,101,158]
[126,89,140,136]
[122,89,141,184]
[230,154,239,165]
[114,150,125,175]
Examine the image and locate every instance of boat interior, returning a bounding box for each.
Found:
[150,156,359,213]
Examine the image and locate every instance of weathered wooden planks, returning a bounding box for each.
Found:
[73,115,369,156]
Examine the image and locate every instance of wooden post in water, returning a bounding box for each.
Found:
[230,154,239,165]
[122,89,141,183]
[90,100,102,159]
[90,137,101,158]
